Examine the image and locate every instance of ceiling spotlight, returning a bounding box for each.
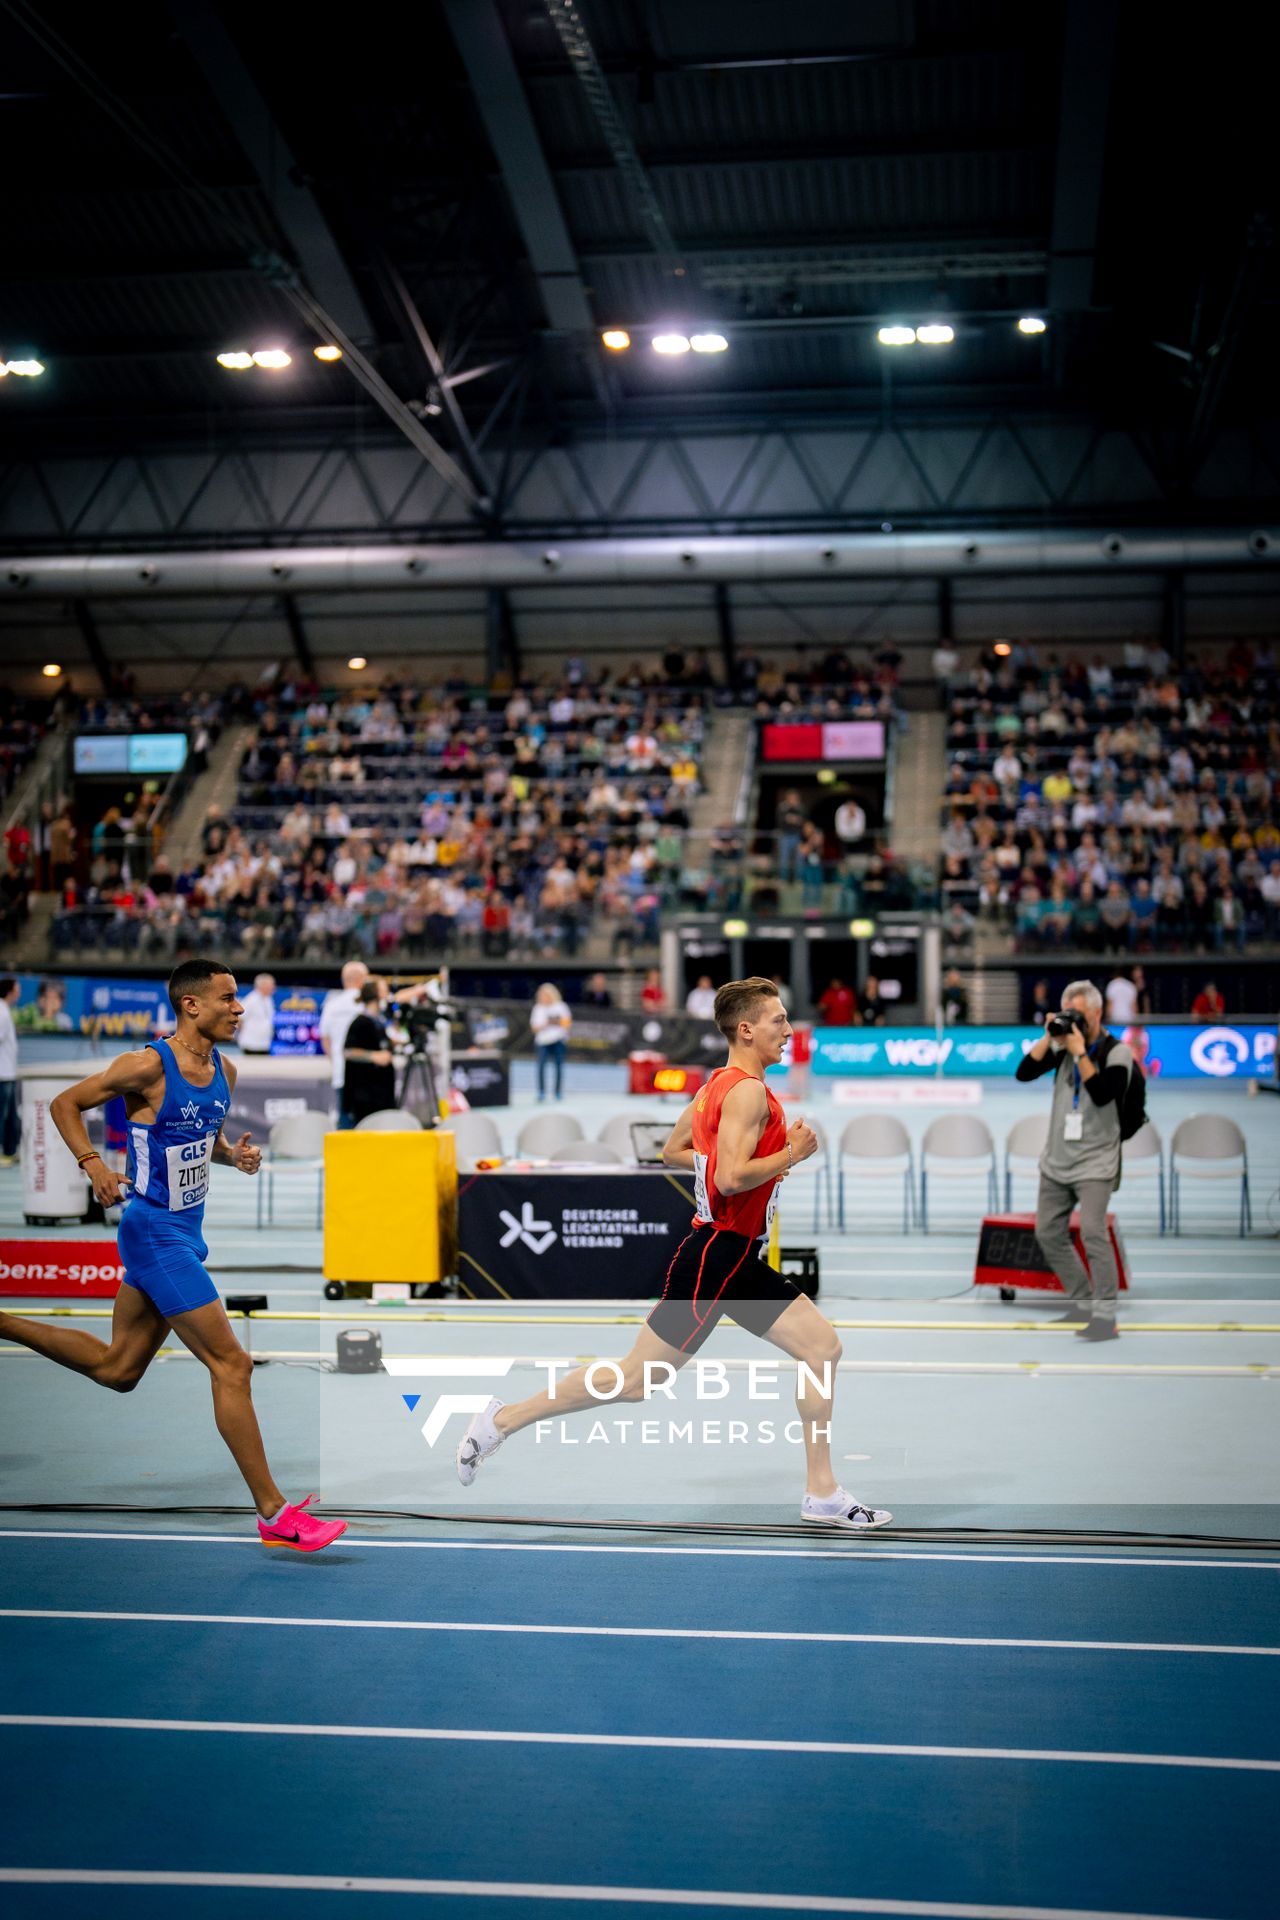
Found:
[1017,316,1047,335]
[993,641,1012,657]
[652,333,691,355]
[313,343,343,362]
[252,349,292,369]
[5,358,46,377]
[601,329,631,351]
[347,656,368,670]
[216,351,254,370]
[916,324,955,345]
[689,332,728,354]
[877,326,916,347]
[42,662,62,677]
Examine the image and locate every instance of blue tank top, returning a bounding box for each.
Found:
[125,1039,231,1219]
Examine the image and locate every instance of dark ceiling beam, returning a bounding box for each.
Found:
[550,137,1049,173]
[168,0,377,348]
[72,600,112,693]
[1046,0,1117,311]
[440,0,596,335]
[368,256,492,501]
[280,594,314,676]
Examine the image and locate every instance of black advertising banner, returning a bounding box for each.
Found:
[458,1169,697,1299]
[461,1001,724,1067]
[450,1050,511,1108]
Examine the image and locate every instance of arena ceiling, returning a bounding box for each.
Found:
[0,0,1276,542]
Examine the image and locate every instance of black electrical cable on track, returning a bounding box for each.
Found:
[1,1504,1276,1553]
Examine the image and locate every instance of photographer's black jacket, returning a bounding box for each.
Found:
[1015,1030,1129,1109]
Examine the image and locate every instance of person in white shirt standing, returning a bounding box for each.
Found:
[530,982,572,1102]
[685,974,717,1020]
[319,960,369,1127]
[1104,970,1139,1029]
[0,977,20,1164]
[238,974,277,1056]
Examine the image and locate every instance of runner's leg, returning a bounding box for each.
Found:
[495,1322,690,1436]
[0,1282,169,1391]
[759,1293,842,1497]
[167,1298,285,1517]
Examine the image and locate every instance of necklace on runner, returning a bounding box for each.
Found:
[175,1034,213,1067]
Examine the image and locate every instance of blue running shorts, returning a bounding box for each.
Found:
[116,1198,220,1319]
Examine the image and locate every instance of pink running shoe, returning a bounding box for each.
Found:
[258,1494,348,1553]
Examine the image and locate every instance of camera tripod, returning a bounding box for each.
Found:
[396,1046,441,1124]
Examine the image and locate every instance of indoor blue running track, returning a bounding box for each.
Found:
[0,1527,1276,1920]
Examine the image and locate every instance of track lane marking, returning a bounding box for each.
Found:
[0,1530,1276,1568]
[2,1714,1278,1772]
[0,1866,1234,1918]
[3,1608,1277,1658]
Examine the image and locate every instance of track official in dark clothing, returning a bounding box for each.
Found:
[342,983,397,1126]
[1015,978,1133,1342]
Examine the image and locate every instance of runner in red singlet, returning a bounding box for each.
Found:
[455,976,891,1529]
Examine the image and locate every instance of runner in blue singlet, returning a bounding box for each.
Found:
[0,958,348,1552]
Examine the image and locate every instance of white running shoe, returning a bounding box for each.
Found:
[456,1397,506,1486]
[800,1486,893,1530]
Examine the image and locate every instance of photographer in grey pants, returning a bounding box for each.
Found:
[1015,980,1133,1343]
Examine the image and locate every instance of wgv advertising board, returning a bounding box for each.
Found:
[812,1025,1277,1081]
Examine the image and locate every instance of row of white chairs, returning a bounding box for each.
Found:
[252,1106,1253,1238]
[830,1111,1251,1236]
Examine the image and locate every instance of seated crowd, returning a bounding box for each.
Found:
[937,639,1280,952]
[55,674,705,961]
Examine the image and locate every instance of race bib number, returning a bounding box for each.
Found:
[758,1178,781,1245]
[692,1150,710,1222]
[165,1135,213,1212]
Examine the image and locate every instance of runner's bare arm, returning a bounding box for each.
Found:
[716,1079,818,1194]
[209,1058,259,1173]
[661,1100,697,1170]
[49,1051,162,1206]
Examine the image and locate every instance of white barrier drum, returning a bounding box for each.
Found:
[18,1072,89,1224]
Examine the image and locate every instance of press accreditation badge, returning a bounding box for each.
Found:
[1064,1111,1084,1142]
[166,1134,213,1211]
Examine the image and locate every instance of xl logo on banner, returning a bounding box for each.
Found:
[1189,1027,1251,1078]
[498,1201,557,1255]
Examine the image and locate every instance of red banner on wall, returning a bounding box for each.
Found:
[0,1240,123,1297]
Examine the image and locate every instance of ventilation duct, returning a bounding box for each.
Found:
[1,529,1274,598]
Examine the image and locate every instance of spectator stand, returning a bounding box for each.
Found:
[935,640,1279,966]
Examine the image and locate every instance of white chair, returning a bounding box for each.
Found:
[837,1115,914,1233]
[1170,1114,1252,1236]
[516,1111,585,1158]
[439,1111,505,1170]
[548,1140,623,1166]
[597,1112,667,1162]
[1122,1120,1166,1234]
[803,1116,835,1232]
[919,1114,997,1233]
[355,1109,422,1131]
[257,1110,328,1227]
[1003,1112,1051,1209]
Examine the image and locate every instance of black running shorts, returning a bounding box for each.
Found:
[646,1223,802,1356]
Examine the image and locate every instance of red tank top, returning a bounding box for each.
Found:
[691,1065,788,1241]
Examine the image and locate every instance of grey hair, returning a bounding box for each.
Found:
[1061,979,1102,1013]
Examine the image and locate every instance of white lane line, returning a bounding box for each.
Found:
[4,1608,1277,1659]
[0,1869,1227,1920]
[3,1713,1278,1773]
[0,1529,1277,1569]
[0,1868,1225,1920]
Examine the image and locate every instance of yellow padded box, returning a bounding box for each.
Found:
[323,1129,457,1285]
